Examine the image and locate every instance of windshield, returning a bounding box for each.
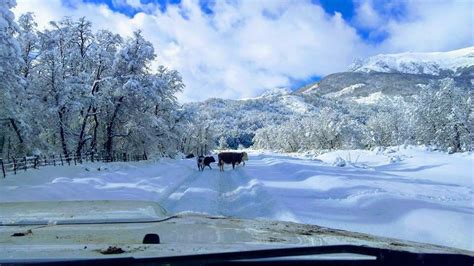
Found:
[0,0,473,261]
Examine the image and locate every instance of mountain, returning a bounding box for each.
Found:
[185,47,473,148]
[350,47,474,76]
[298,47,473,102]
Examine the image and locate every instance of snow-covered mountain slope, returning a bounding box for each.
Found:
[183,88,319,148]
[297,46,473,102]
[350,46,474,76]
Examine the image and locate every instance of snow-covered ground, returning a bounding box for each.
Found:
[0,146,472,250]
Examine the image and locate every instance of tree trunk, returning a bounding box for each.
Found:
[75,105,92,156]
[105,97,124,160]
[90,108,99,153]
[0,134,4,157]
[453,124,461,153]
[58,107,69,160]
[9,118,24,144]
[8,118,26,155]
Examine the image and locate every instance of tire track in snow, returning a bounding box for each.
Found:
[157,167,202,207]
[163,168,221,214]
[216,165,297,221]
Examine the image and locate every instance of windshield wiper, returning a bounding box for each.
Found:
[2,245,472,266]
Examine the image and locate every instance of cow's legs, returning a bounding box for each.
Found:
[232,162,235,169]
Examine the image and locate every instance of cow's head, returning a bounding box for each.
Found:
[242,152,248,161]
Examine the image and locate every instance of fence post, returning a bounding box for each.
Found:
[33,156,38,169]
[12,157,16,175]
[1,159,5,178]
[24,156,27,171]
[59,154,63,166]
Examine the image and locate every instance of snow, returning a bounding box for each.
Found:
[325,83,365,98]
[352,92,385,104]
[299,82,319,95]
[241,87,291,100]
[0,146,472,250]
[351,46,474,75]
[280,95,312,114]
[0,201,167,225]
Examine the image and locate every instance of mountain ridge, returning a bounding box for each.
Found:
[350,46,474,75]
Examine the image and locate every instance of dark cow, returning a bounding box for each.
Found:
[185,153,195,159]
[197,155,216,171]
[217,152,248,171]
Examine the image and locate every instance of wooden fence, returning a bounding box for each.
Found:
[0,152,148,178]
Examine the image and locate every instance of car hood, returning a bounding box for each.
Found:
[0,200,472,261]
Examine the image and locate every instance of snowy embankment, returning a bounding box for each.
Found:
[0,146,472,250]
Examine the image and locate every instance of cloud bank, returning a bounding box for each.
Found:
[13,0,474,102]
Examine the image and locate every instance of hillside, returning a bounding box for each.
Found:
[182,88,322,148]
[183,47,473,150]
[298,47,473,102]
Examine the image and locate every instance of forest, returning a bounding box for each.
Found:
[1,3,216,159]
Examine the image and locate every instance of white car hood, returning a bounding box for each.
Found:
[0,200,471,260]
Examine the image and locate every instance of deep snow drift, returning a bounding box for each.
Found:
[0,146,472,251]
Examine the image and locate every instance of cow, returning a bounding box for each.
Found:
[217,152,248,171]
[197,155,216,171]
[185,153,195,159]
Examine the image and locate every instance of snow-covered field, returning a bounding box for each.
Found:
[0,146,472,251]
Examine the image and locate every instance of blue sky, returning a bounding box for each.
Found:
[14,0,474,101]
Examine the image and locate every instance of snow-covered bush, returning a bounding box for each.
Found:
[333,156,346,167]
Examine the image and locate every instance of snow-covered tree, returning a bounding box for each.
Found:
[3,15,187,159]
[218,136,228,150]
[0,0,24,156]
[412,79,473,152]
[365,96,413,148]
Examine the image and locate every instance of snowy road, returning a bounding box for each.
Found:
[0,147,473,250]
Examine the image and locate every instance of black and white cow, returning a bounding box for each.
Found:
[197,155,216,171]
[217,152,248,171]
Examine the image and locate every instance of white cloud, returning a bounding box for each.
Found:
[12,0,474,102]
[380,1,474,53]
[353,0,382,29]
[354,0,474,53]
